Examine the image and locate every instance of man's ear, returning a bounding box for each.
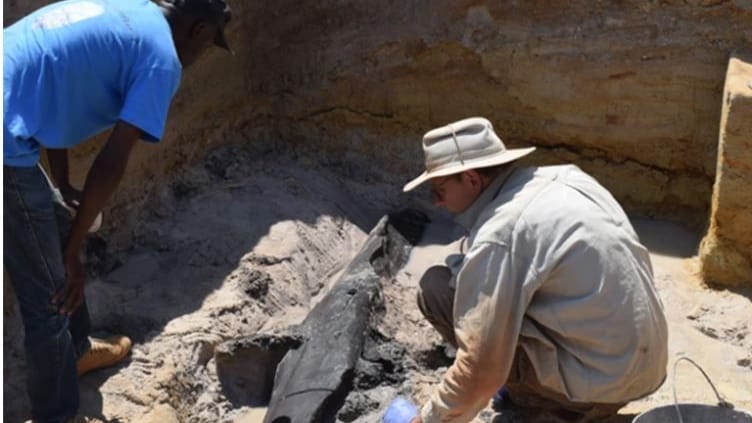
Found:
[464,170,484,192]
[189,19,210,39]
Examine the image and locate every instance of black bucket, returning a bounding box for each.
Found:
[633,357,752,423]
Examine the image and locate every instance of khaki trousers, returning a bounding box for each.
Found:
[416,265,625,421]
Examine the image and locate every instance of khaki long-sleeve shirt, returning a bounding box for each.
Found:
[420,165,668,423]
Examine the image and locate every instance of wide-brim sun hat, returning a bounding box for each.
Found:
[403,117,535,192]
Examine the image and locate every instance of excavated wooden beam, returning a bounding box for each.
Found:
[263,209,428,423]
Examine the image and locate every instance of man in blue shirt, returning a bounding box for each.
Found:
[3,1,232,421]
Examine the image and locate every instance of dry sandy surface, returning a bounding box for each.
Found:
[4,144,751,423]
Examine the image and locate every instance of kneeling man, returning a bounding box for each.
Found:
[404,117,668,422]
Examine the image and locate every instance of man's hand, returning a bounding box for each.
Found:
[52,254,85,315]
[60,184,83,211]
[410,417,422,423]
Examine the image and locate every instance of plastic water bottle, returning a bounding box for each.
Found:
[383,397,418,423]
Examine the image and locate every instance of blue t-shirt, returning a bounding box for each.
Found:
[3,0,182,167]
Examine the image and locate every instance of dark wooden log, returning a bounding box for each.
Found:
[263,209,428,423]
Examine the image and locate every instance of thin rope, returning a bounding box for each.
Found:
[37,164,66,205]
[448,124,465,166]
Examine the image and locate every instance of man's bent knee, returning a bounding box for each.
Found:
[418,265,452,297]
[417,266,452,312]
[416,265,457,346]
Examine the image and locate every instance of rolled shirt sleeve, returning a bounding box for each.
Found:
[421,241,534,423]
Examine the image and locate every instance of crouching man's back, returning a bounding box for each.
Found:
[469,164,669,405]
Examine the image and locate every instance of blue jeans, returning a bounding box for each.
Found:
[4,165,91,423]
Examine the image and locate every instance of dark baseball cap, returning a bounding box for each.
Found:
[166,0,232,52]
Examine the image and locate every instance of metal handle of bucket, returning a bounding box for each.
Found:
[672,356,735,423]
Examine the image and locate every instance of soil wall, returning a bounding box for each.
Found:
[5,0,752,246]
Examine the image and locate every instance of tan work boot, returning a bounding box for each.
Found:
[77,335,132,376]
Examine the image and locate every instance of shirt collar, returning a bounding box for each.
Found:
[454,166,516,231]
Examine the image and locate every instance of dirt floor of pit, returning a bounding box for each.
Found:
[4,144,752,423]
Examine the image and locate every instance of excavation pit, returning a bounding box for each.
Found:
[3,143,752,423]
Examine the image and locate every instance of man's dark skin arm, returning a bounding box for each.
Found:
[52,120,142,315]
